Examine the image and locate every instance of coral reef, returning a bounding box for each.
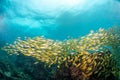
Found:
[0,59,32,80]
[2,26,120,80]
[55,50,119,80]
[15,54,56,80]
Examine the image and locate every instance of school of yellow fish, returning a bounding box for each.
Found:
[2,27,120,79]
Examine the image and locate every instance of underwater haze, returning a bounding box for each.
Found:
[0,0,120,80]
[0,0,120,45]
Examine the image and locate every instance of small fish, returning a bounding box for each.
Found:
[68,50,78,55]
[34,62,39,64]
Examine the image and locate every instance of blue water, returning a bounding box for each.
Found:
[0,0,120,46]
